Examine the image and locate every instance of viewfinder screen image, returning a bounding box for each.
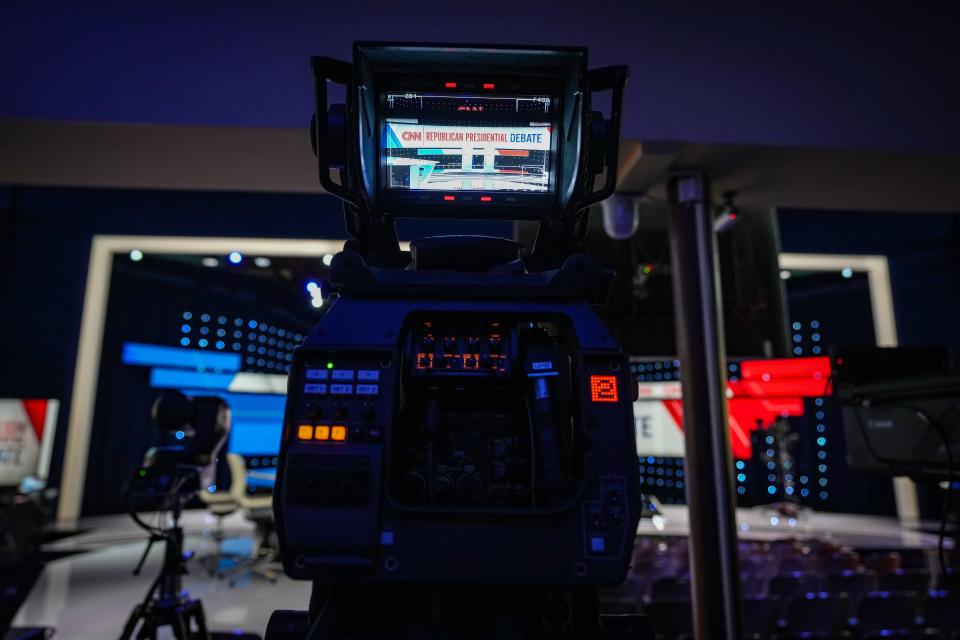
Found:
[383,93,555,193]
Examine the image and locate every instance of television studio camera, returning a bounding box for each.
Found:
[834,347,960,587]
[266,43,645,639]
[119,391,231,640]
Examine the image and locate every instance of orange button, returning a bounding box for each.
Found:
[314,425,330,441]
[331,425,347,441]
[297,425,314,440]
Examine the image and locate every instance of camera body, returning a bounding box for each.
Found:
[273,43,640,591]
[129,392,230,497]
[277,287,639,585]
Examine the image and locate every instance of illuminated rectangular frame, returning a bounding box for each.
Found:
[778,252,919,525]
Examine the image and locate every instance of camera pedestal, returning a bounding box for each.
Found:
[119,523,210,640]
[120,592,208,640]
[119,396,231,640]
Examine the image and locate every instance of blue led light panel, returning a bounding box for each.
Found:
[122,342,241,371]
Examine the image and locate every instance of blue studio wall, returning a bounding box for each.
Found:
[778,209,960,358]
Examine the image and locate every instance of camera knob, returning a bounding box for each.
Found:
[456,474,483,503]
[401,472,426,501]
[431,475,453,503]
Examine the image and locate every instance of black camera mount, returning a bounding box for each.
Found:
[120,466,209,640]
[119,392,230,640]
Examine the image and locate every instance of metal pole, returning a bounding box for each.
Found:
[667,173,743,640]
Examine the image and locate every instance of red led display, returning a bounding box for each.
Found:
[739,355,831,382]
[736,355,832,398]
[590,375,619,403]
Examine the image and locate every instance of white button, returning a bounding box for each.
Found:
[356,384,379,395]
[304,383,327,395]
[357,370,380,381]
[330,384,353,395]
[305,369,329,380]
[332,370,355,381]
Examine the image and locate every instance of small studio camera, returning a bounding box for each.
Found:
[120,392,230,640]
[269,43,642,638]
[128,391,230,498]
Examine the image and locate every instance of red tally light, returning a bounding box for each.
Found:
[728,212,737,220]
[444,82,457,88]
[590,375,619,403]
[480,196,493,202]
[483,83,495,89]
[443,195,456,201]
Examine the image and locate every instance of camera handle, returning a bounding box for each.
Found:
[571,65,628,215]
[529,64,628,270]
[310,56,359,209]
[311,56,407,268]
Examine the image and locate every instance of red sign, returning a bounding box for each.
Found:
[635,357,832,458]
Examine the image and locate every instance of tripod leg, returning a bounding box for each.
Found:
[136,618,156,640]
[193,602,211,639]
[171,609,190,640]
[119,605,142,640]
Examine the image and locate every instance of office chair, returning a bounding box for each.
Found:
[195,484,242,576]
[223,453,279,585]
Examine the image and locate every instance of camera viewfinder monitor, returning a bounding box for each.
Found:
[349,43,591,220]
[382,89,557,196]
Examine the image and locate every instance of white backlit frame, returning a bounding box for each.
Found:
[58,236,349,524]
[778,252,919,525]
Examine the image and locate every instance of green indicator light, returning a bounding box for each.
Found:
[326,362,334,369]
[139,469,147,477]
